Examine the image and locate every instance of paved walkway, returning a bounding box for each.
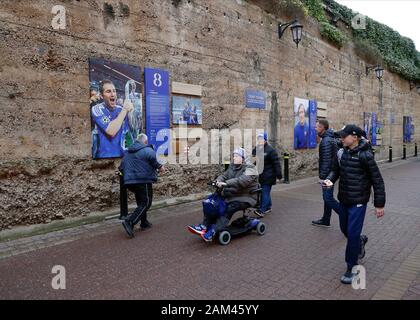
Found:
[1,159,419,300]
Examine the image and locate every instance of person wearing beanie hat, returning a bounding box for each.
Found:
[233,147,246,160]
[252,132,282,217]
[188,146,259,242]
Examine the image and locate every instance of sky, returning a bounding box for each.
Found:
[335,0,420,51]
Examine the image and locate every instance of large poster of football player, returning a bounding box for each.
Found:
[89,58,143,159]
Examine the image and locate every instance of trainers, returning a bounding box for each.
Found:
[122,220,134,238]
[254,209,265,217]
[264,208,272,214]
[140,220,153,231]
[358,235,369,260]
[341,269,357,285]
[187,224,207,236]
[311,219,331,228]
[201,225,216,242]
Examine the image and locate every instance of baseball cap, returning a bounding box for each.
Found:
[336,124,364,138]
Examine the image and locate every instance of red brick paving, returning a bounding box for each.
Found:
[0,160,419,299]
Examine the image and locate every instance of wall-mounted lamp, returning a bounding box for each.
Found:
[278,19,303,48]
[366,64,384,80]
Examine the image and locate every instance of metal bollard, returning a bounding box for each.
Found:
[403,144,406,160]
[118,171,128,219]
[283,152,290,184]
[388,146,393,163]
[415,143,418,157]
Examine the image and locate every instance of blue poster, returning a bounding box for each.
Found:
[144,68,170,155]
[371,112,377,146]
[407,116,412,143]
[308,100,317,149]
[403,116,412,143]
[245,89,266,109]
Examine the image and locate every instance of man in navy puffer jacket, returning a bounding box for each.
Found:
[312,119,338,227]
[118,133,164,238]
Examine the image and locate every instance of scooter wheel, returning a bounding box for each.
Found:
[218,231,231,245]
[256,222,266,236]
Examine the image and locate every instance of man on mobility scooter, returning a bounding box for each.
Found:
[188,148,266,244]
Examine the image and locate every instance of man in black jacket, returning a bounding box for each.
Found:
[312,120,338,227]
[118,133,165,238]
[252,132,282,217]
[323,124,385,284]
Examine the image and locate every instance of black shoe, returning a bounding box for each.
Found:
[358,235,369,260]
[340,269,357,285]
[311,219,331,228]
[122,220,134,238]
[140,220,153,231]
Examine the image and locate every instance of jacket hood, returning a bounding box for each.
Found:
[349,138,370,153]
[128,141,148,153]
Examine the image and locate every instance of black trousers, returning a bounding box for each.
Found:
[203,201,250,232]
[126,183,153,226]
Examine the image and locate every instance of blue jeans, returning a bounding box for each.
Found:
[260,184,272,212]
[203,201,249,232]
[321,185,334,223]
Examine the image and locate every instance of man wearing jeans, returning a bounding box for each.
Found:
[118,133,165,238]
[252,132,282,217]
[323,124,385,284]
[312,120,337,227]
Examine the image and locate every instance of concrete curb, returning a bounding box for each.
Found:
[0,157,417,243]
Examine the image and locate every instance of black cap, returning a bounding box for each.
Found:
[336,124,364,138]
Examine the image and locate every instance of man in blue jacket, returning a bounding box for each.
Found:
[119,133,165,238]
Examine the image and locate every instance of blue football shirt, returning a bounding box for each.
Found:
[91,102,128,158]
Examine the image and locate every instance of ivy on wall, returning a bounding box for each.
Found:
[302,0,420,81]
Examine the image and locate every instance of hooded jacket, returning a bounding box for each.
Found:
[326,139,386,208]
[119,141,162,185]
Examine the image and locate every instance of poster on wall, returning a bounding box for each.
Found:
[145,67,170,156]
[294,97,317,149]
[308,100,317,149]
[363,112,372,141]
[172,96,202,125]
[403,116,412,143]
[371,112,377,146]
[89,58,143,159]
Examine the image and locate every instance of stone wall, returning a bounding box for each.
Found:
[0,0,419,229]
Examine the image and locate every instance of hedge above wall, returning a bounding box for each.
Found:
[320,0,420,81]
